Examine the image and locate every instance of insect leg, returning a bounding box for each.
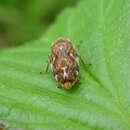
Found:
[0,123,7,129]
[79,56,91,67]
[57,83,62,88]
[45,60,50,72]
[40,60,50,74]
[75,40,91,67]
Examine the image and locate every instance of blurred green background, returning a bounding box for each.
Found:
[0,0,79,50]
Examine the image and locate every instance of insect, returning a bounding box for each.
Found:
[40,38,91,89]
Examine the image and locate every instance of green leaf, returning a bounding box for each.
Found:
[0,0,130,129]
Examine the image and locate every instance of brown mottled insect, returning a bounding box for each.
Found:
[40,38,91,89]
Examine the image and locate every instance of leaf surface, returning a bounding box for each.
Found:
[0,0,130,129]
